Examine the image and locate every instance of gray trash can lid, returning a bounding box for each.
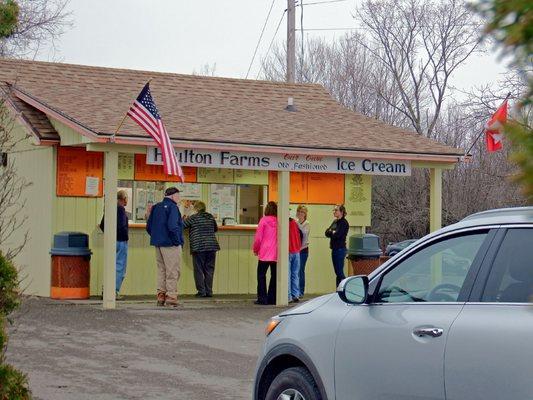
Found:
[50,231,92,256]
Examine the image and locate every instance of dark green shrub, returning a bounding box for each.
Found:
[0,254,19,317]
[0,254,30,400]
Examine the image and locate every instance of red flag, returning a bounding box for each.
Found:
[485,99,508,152]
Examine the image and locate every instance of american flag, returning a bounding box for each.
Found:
[127,83,184,179]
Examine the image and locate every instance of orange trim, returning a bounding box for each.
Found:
[51,286,90,299]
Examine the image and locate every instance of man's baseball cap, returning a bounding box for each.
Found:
[165,187,180,196]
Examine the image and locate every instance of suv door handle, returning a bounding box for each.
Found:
[413,327,443,338]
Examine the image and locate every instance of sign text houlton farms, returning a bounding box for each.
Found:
[146,147,411,176]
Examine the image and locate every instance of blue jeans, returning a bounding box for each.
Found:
[116,241,128,293]
[299,248,309,296]
[331,248,347,287]
[288,252,301,300]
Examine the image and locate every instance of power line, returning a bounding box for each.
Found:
[299,27,360,31]
[245,0,277,79]
[256,9,287,79]
[296,0,348,6]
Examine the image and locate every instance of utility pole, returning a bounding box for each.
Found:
[276,0,296,306]
[286,0,296,83]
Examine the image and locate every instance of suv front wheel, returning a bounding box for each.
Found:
[265,367,322,400]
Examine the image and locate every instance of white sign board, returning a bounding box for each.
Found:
[146,147,411,176]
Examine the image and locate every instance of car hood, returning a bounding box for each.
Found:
[279,293,335,316]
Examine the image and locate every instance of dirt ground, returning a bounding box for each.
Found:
[6,297,288,400]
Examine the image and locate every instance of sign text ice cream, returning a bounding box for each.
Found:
[146,147,411,176]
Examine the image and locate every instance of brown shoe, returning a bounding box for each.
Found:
[157,292,166,307]
[165,295,179,307]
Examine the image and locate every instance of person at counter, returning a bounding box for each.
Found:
[325,204,349,287]
[146,187,184,307]
[288,217,301,303]
[296,205,310,298]
[253,201,278,305]
[99,190,129,299]
[183,201,220,298]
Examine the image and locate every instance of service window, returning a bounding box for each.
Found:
[376,232,488,303]
[481,228,533,303]
[131,181,165,222]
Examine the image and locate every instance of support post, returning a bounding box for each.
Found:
[103,150,118,309]
[429,168,442,232]
[277,171,289,306]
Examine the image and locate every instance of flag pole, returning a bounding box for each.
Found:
[464,92,511,157]
[111,78,153,143]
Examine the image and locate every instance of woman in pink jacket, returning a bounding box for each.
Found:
[253,201,278,305]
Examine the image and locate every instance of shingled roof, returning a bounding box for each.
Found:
[0,58,462,160]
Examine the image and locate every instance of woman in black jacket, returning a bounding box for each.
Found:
[325,204,349,287]
[183,201,220,297]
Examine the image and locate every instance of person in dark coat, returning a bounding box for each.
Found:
[146,187,184,307]
[325,204,350,287]
[183,201,220,297]
[99,190,129,298]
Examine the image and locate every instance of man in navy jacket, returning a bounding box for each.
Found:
[146,187,184,307]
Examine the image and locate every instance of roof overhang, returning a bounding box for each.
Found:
[11,86,462,165]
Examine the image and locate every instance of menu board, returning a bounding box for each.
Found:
[118,153,135,180]
[209,184,237,224]
[289,172,307,203]
[174,182,202,200]
[269,171,344,204]
[344,174,372,226]
[197,168,234,183]
[234,169,268,185]
[56,147,104,197]
[307,173,344,204]
[134,154,196,182]
[268,171,308,203]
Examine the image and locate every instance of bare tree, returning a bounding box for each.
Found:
[261,35,410,126]
[260,0,527,241]
[0,0,71,58]
[192,62,217,77]
[355,0,483,137]
[0,97,31,260]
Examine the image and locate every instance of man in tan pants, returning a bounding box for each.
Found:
[146,187,184,307]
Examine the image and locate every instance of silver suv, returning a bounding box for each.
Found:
[254,207,533,400]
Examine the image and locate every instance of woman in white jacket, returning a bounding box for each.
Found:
[296,205,310,298]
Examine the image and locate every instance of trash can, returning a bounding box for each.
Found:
[347,234,382,276]
[50,232,92,299]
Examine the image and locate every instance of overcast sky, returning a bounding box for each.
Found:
[37,0,508,96]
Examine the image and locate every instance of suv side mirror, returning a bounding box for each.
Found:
[337,275,369,304]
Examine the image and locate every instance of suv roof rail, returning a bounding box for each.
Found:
[461,207,533,222]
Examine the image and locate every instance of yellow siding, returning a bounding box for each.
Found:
[53,195,104,294]
[7,123,55,296]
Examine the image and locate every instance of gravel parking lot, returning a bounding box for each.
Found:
[6,297,287,400]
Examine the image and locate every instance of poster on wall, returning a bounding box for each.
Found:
[176,182,202,200]
[56,147,103,197]
[344,174,372,227]
[85,177,100,196]
[209,184,236,224]
[134,182,165,221]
